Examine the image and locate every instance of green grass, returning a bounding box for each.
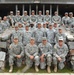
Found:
[3,64,73,73]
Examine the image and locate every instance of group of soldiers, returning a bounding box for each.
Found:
[0,10,74,73]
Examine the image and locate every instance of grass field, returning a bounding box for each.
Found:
[3,64,73,73]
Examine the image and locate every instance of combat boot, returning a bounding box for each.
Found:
[47,66,51,73]
[9,65,13,73]
[35,66,39,72]
[54,65,57,72]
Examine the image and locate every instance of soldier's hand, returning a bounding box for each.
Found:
[58,57,62,61]
[16,55,21,59]
[30,55,34,60]
[40,54,45,58]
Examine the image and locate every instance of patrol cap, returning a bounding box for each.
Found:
[69,12,73,15]
[58,27,62,30]
[30,22,34,25]
[24,11,27,13]
[32,10,35,13]
[10,11,13,14]
[46,10,49,13]
[25,23,29,27]
[58,37,63,41]
[43,22,46,25]
[17,10,20,13]
[65,12,68,14]
[15,23,18,27]
[14,36,18,39]
[18,22,22,25]
[39,10,42,13]
[48,23,53,26]
[30,37,35,40]
[54,22,57,24]
[37,22,41,25]
[42,37,47,40]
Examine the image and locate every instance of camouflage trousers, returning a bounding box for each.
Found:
[53,56,65,69]
[40,54,52,69]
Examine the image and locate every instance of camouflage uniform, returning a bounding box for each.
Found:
[38,37,52,69]
[53,38,68,69]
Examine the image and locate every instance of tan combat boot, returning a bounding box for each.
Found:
[54,65,57,72]
[47,66,51,73]
[35,66,39,72]
[9,65,13,73]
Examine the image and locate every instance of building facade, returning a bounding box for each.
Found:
[0,0,74,17]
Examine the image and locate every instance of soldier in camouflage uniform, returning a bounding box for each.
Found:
[7,11,15,27]
[38,37,52,73]
[23,24,32,46]
[10,23,23,43]
[44,10,51,24]
[67,12,74,28]
[2,16,10,30]
[22,37,39,72]
[21,11,30,25]
[53,37,68,72]
[30,10,37,28]
[37,11,44,25]
[14,11,21,23]
[55,27,66,43]
[46,23,55,47]
[62,12,70,27]
[32,22,44,45]
[9,36,24,73]
[52,11,61,25]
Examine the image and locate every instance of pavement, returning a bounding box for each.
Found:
[0,73,74,75]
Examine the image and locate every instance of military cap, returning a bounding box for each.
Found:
[69,12,73,15]
[58,27,62,30]
[25,23,29,27]
[10,11,13,14]
[24,11,27,13]
[30,22,34,25]
[58,37,63,41]
[32,10,35,13]
[18,22,22,25]
[42,37,47,40]
[48,23,53,26]
[43,22,46,25]
[15,23,18,27]
[17,10,20,13]
[14,36,18,39]
[46,10,49,13]
[30,37,35,40]
[39,10,42,13]
[65,12,68,14]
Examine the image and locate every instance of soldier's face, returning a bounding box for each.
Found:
[32,12,35,15]
[30,39,35,45]
[24,13,27,15]
[38,24,41,29]
[25,26,29,30]
[17,12,20,15]
[59,29,62,33]
[59,40,63,46]
[46,12,49,15]
[49,25,53,29]
[54,24,57,28]
[13,39,18,44]
[18,24,22,28]
[42,40,47,45]
[15,27,18,31]
[43,24,46,28]
[39,12,42,15]
[3,16,7,21]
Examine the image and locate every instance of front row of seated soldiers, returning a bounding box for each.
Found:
[8,36,68,73]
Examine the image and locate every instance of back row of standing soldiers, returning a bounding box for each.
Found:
[0,10,74,73]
